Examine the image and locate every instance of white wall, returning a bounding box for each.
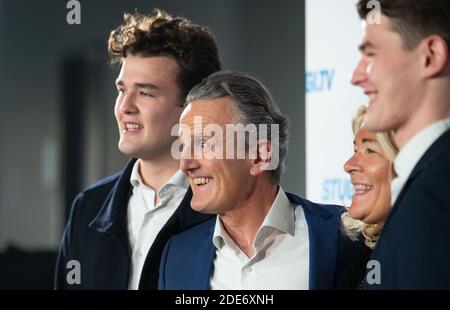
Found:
[306,0,366,205]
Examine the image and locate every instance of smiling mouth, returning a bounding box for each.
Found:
[123,122,143,133]
[365,92,378,104]
[353,183,373,195]
[193,177,213,187]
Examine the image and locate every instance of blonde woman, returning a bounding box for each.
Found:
[338,106,397,289]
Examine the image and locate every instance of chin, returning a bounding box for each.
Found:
[120,150,139,158]
[348,205,368,221]
[118,147,133,157]
[361,212,385,225]
[118,142,136,155]
[364,120,382,133]
[191,201,209,214]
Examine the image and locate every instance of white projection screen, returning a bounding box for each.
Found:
[305,0,367,205]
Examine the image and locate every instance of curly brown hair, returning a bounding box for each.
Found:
[108,9,222,98]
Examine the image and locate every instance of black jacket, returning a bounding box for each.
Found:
[54,158,212,289]
[366,129,450,289]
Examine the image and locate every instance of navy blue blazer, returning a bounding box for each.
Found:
[158,193,363,290]
[366,129,450,289]
[54,158,213,290]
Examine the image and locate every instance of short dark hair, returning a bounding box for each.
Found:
[357,0,450,49]
[108,8,222,98]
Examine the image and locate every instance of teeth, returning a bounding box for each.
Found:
[368,94,377,101]
[126,123,141,129]
[353,184,373,193]
[193,177,213,185]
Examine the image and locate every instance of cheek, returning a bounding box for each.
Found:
[369,59,389,82]
[384,56,415,86]
[160,105,183,125]
[366,61,373,76]
[369,54,401,79]
[373,180,392,221]
[367,160,391,187]
[216,163,235,184]
[114,104,121,126]
[114,100,121,121]
[215,161,249,186]
[143,106,180,130]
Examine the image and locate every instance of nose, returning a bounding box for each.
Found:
[351,58,368,86]
[119,92,138,115]
[180,144,200,176]
[344,152,362,175]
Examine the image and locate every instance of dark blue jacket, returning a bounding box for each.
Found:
[54,158,212,289]
[366,129,450,289]
[158,193,364,290]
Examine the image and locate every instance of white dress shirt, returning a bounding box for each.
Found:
[210,188,310,290]
[126,160,188,290]
[391,118,450,205]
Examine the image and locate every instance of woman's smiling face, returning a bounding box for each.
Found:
[344,128,392,224]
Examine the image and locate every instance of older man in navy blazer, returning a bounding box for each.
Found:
[158,72,363,290]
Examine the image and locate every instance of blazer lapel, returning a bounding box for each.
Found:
[140,187,213,289]
[189,221,217,289]
[287,193,338,290]
[305,210,338,289]
[391,129,450,214]
[89,158,136,256]
[190,198,340,290]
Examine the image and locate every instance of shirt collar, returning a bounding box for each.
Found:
[164,169,189,189]
[130,159,143,188]
[394,118,450,181]
[212,217,232,250]
[129,159,189,192]
[212,187,294,250]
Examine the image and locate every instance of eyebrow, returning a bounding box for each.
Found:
[362,138,378,144]
[115,80,160,90]
[358,41,376,52]
[353,138,378,145]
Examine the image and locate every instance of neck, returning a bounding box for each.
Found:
[138,155,180,192]
[220,179,279,257]
[394,85,450,149]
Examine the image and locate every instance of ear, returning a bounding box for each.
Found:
[249,140,272,176]
[388,162,397,181]
[420,35,449,78]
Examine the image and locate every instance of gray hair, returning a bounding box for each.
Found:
[186,71,289,184]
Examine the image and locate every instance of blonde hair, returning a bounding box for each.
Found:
[342,106,398,249]
[351,106,397,162]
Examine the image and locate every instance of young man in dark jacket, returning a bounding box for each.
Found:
[54,9,221,290]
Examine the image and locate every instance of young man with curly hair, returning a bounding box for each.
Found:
[55,9,221,290]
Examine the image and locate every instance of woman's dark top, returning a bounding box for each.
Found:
[336,245,372,290]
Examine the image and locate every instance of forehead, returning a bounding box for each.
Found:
[118,55,180,84]
[361,15,401,44]
[180,97,237,126]
[355,128,378,144]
